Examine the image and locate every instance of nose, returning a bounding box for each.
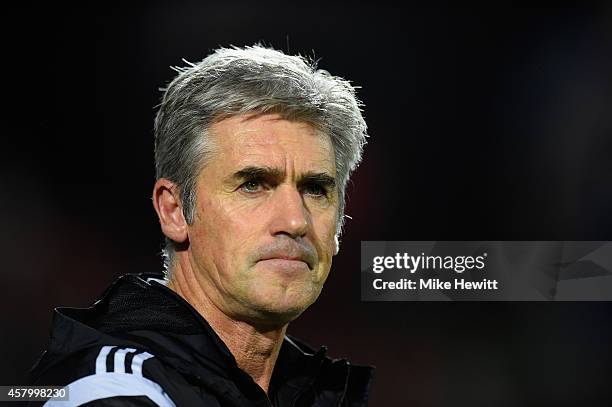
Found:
[269,185,310,238]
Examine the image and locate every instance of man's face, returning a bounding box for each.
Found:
[186,113,339,326]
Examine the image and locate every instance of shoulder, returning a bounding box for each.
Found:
[35,345,176,407]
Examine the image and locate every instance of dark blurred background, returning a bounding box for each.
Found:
[2,2,612,406]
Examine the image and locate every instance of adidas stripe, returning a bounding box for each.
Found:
[43,346,175,407]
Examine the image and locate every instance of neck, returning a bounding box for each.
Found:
[166,258,286,394]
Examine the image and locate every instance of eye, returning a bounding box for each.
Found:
[302,183,327,198]
[240,179,264,193]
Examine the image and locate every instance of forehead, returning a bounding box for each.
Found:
[208,114,336,173]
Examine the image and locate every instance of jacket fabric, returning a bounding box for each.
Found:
[29,274,374,406]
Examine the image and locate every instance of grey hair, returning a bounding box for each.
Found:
[154,45,368,276]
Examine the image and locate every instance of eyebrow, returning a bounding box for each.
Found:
[228,166,336,188]
[231,166,284,183]
[298,172,337,189]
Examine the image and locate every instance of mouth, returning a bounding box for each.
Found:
[259,256,312,270]
[257,258,312,275]
[255,240,318,272]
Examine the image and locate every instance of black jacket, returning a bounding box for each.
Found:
[29,274,374,406]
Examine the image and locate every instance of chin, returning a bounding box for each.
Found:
[248,292,317,326]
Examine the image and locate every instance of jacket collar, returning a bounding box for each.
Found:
[40,273,374,406]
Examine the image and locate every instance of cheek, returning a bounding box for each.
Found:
[198,197,262,260]
[313,212,338,264]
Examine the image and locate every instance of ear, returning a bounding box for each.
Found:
[334,234,340,255]
[152,179,188,244]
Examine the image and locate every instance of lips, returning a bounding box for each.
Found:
[258,258,311,276]
[255,240,317,270]
[259,255,311,268]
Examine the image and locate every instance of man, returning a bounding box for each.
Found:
[30,45,373,406]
